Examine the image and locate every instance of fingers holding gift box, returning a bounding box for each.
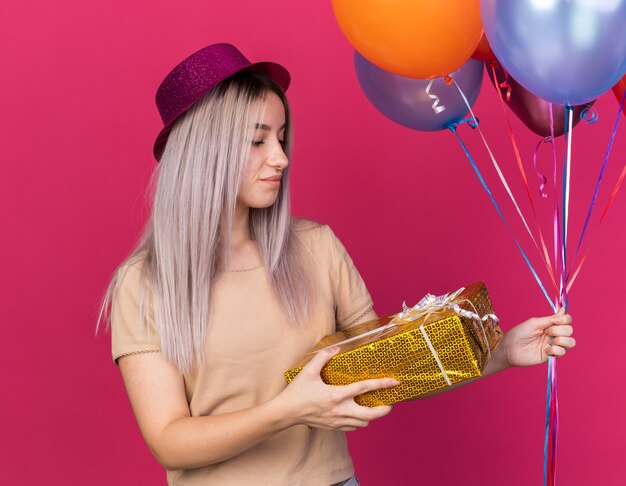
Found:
[274,346,399,431]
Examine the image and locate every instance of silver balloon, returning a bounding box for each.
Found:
[481,0,626,105]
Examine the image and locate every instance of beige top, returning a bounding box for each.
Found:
[111,220,376,486]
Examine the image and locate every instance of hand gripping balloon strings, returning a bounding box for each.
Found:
[425,79,446,114]
[448,119,556,311]
[488,63,559,295]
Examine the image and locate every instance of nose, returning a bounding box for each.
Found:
[268,140,289,170]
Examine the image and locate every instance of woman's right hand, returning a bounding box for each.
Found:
[274,346,399,431]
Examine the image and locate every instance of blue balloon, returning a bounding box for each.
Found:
[481,0,626,106]
[354,52,484,132]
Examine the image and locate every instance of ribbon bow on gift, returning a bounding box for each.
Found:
[397,287,499,332]
[397,287,465,319]
[392,287,499,385]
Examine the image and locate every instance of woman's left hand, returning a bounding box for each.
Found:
[494,307,575,370]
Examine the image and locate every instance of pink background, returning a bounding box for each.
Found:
[2,1,625,484]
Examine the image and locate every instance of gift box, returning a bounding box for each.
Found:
[284,282,503,406]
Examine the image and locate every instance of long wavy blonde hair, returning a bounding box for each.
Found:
[98,72,313,374]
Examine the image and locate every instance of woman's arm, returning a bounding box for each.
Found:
[119,346,398,470]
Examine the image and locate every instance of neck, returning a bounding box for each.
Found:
[232,203,251,247]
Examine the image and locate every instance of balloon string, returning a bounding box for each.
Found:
[543,354,551,486]
[489,61,512,102]
[533,137,552,199]
[489,63,559,296]
[557,106,572,311]
[550,356,559,485]
[543,104,569,486]
[566,89,626,291]
[568,155,626,288]
[425,79,446,114]
[563,106,573,268]
[569,90,625,274]
[544,355,559,486]
[448,123,556,311]
[543,108,571,486]
[490,62,556,291]
[549,104,562,309]
[579,105,599,125]
[466,71,559,296]
[546,107,573,486]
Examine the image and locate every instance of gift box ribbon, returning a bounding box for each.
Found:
[314,287,499,386]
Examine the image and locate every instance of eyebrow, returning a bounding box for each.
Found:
[254,123,286,131]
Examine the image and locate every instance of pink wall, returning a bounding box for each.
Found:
[2,1,624,484]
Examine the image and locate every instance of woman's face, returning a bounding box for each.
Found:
[237,91,288,211]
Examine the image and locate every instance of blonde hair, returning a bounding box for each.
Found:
[98,72,313,374]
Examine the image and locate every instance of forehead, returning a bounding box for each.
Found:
[253,91,286,128]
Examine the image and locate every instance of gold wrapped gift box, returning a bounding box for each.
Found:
[285,282,503,407]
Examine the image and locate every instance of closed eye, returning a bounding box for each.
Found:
[252,140,286,148]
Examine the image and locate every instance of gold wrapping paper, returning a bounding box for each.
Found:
[284,282,503,407]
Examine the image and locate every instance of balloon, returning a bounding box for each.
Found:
[614,75,626,117]
[487,63,596,137]
[355,52,484,131]
[333,0,482,79]
[472,34,496,62]
[481,0,626,105]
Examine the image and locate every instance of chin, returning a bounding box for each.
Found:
[247,198,280,209]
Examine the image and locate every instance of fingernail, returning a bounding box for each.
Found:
[387,379,400,386]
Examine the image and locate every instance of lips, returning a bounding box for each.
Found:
[261,176,282,182]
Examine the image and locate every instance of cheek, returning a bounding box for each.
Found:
[237,169,260,202]
[242,153,262,179]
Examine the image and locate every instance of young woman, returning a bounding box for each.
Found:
[99,43,575,486]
